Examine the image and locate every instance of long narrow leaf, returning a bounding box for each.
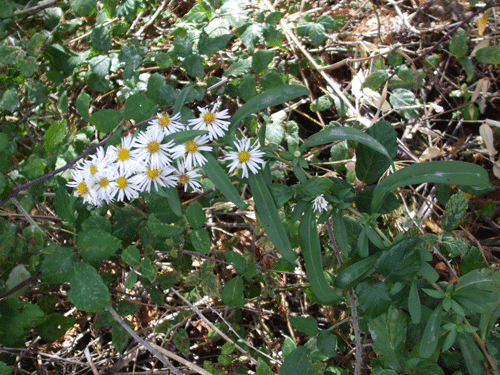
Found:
[164,187,182,217]
[173,84,193,115]
[372,161,492,212]
[229,85,309,133]
[299,206,338,303]
[419,304,443,358]
[248,173,297,264]
[301,127,392,165]
[202,152,246,209]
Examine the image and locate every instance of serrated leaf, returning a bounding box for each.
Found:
[70,0,97,17]
[44,120,67,151]
[68,262,111,312]
[449,28,468,57]
[389,88,419,120]
[239,74,257,102]
[54,186,76,223]
[310,95,333,112]
[265,121,285,145]
[89,24,111,54]
[76,91,92,122]
[280,346,312,375]
[38,313,76,342]
[183,54,204,79]
[226,251,246,273]
[266,11,283,25]
[263,25,282,47]
[317,330,337,358]
[363,70,390,90]
[375,237,422,282]
[368,305,407,371]
[252,49,274,74]
[189,228,211,254]
[198,34,232,55]
[226,57,252,77]
[298,22,326,46]
[121,94,156,121]
[147,214,184,237]
[222,277,244,307]
[41,246,76,284]
[90,109,123,134]
[289,316,318,336]
[138,257,157,281]
[371,161,492,212]
[241,23,263,53]
[356,279,392,318]
[77,229,121,266]
[121,245,141,266]
[0,88,18,112]
[476,46,500,65]
[88,55,111,78]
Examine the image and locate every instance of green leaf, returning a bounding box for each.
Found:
[252,49,274,74]
[183,54,204,79]
[147,214,184,237]
[38,313,76,342]
[457,333,483,375]
[408,280,421,324]
[298,22,326,46]
[280,346,312,375]
[226,251,246,273]
[263,25,282,47]
[137,257,157,282]
[53,186,76,223]
[222,277,244,307]
[389,88,419,120]
[41,246,76,284]
[77,229,121,266]
[335,254,379,289]
[457,56,474,82]
[419,304,443,358]
[229,85,309,132]
[124,271,137,289]
[476,46,500,64]
[76,91,92,122]
[89,24,111,54]
[317,330,337,358]
[0,88,18,112]
[22,155,47,179]
[44,120,68,151]
[363,70,390,90]
[239,74,257,102]
[460,246,486,275]
[355,120,397,184]
[299,206,338,303]
[202,152,247,209]
[455,267,500,293]
[356,279,392,318]
[241,23,263,53]
[157,186,183,217]
[368,305,407,371]
[88,55,111,78]
[121,94,156,121]
[198,34,232,55]
[90,109,123,133]
[147,73,166,104]
[249,173,297,264]
[266,11,283,25]
[189,228,211,254]
[371,161,492,212]
[375,237,422,282]
[186,201,205,229]
[111,320,130,354]
[165,130,207,145]
[70,0,97,17]
[172,84,193,115]
[310,95,333,112]
[68,262,111,312]
[449,28,468,57]
[266,121,285,145]
[289,316,318,336]
[226,57,252,77]
[121,245,141,266]
[442,191,468,231]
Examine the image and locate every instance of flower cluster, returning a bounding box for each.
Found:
[67,106,266,206]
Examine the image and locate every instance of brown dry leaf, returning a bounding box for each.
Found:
[420,147,444,161]
[479,124,497,157]
[477,13,489,36]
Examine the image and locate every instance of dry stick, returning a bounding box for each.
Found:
[148,343,213,375]
[135,0,169,37]
[84,347,101,375]
[170,288,259,366]
[107,306,183,375]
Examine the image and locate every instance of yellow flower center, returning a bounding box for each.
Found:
[117,147,130,162]
[89,164,98,175]
[158,113,170,127]
[147,140,160,154]
[178,174,190,185]
[99,177,109,188]
[203,112,215,124]
[238,151,250,163]
[76,182,89,196]
[185,140,198,154]
[116,176,128,190]
[147,167,160,180]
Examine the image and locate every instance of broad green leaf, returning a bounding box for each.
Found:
[76,91,92,122]
[249,172,297,264]
[298,22,326,46]
[449,28,468,57]
[455,267,500,293]
[68,262,111,312]
[408,280,421,324]
[310,95,333,112]
[124,271,138,289]
[198,34,232,55]
[183,54,204,79]
[0,88,18,112]
[266,121,285,145]
[476,46,500,64]
[368,305,407,371]
[301,126,392,166]
[457,333,483,375]
[269,183,294,208]
[356,120,397,184]
[239,74,257,102]
[260,70,285,90]
[90,109,123,133]
[363,70,390,90]
[229,85,309,132]
[441,191,468,231]
[22,155,47,179]
[38,313,76,342]
[186,201,205,229]
[222,277,244,307]
[89,24,111,54]
[53,186,76,223]
[121,94,156,121]
[458,56,474,82]
[44,120,67,151]
[266,11,283,25]
[41,246,76,284]
[280,346,312,375]
[189,228,211,254]
[356,279,392,318]
[147,214,184,237]
[77,229,121,266]
[138,257,157,282]
[389,88,419,120]
[157,186,183,217]
[263,25,282,47]
[121,245,141,266]
[45,44,85,76]
[226,251,246,273]
[88,55,111,78]
[241,23,263,53]
[404,358,445,375]
[70,0,97,17]
[147,73,166,104]
[419,304,443,358]
[289,316,318,336]
[252,49,274,74]
[317,330,337,358]
[375,237,422,282]
[202,152,247,209]
[335,254,379,289]
[371,161,492,212]
[226,57,252,77]
[111,320,130,354]
[460,246,486,275]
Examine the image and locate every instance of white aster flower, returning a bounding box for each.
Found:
[136,165,177,193]
[171,134,212,169]
[149,112,184,136]
[111,173,142,202]
[133,127,174,169]
[76,146,112,180]
[66,169,99,206]
[224,138,265,178]
[108,134,140,176]
[94,164,119,204]
[188,104,230,141]
[312,194,328,213]
[174,160,202,192]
